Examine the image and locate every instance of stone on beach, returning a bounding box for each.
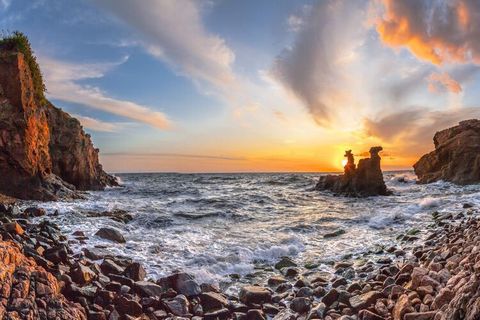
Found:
[95,227,126,243]
[239,286,272,305]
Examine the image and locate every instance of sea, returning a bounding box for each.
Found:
[23,171,480,293]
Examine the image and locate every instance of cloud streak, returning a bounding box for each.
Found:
[271,0,367,126]
[364,106,480,156]
[376,0,480,65]
[72,114,123,132]
[95,0,236,90]
[427,72,462,94]
[40,56,171,129]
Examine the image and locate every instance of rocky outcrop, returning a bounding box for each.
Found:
[414,119,480,185]
[315,146,390,196]
[0,48,116,200]
[0,239,86,319]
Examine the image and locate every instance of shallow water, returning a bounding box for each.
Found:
[24,171,480,290]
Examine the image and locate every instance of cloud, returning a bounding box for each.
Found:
[40,56,171,129]
[376,0,480,65]
[271,0,367,126]
[287,14,304,32]
[364,106,480,156]
[94,0,236,90]
[427,72,462,93]
[0,0,11,10]
[102,152,245,161]
[72,114,123,132]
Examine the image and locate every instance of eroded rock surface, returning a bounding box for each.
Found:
[0,48,116,200]
[414,119,480,185]
[315,146,390,196]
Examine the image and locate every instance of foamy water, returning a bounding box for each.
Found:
[22,171,480,291]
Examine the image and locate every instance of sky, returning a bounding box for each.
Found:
[1,0,480,173]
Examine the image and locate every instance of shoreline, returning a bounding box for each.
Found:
[0,197,478,319]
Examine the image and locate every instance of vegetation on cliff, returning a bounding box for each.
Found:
[0,31,46,103]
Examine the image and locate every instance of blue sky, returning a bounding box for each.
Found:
[1,0,480,172]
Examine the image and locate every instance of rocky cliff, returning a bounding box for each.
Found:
[414,119,480,185]
[0,40,116,200]
[315,146,390,196]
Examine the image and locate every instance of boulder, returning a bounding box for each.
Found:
[315,147,390,197]
[95,228,126,243]
[239,286,271,305]
[123,262,146,282]
[414,119,480,184]
[134,281,164,297]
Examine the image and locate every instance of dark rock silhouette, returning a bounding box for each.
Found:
[414,119,480,185]
[315,146,390,196]
[0,46,117,200]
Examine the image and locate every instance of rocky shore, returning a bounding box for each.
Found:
[1,198,479,320]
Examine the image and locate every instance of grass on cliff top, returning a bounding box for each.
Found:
[0,31,46,104]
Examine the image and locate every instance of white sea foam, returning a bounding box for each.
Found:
[23,171,471,290]
[419,197,441,208]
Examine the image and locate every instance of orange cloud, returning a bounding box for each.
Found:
[376,0,480,65]
[427,72,462,94]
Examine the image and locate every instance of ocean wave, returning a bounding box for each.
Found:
[418,197,442,208]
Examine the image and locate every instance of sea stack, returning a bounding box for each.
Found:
[0,33,117,200]
[414,119,480,185]
[315,146,390,196]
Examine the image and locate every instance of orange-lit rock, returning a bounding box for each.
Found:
[0,240,86,319]
[0,47,117,200]
[414,119,480,185]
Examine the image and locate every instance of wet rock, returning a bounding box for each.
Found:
[239,286,271,305]
[432,288,454,309]
[123,262,146,282]
[114,296,142,317]
[246,309,266,320]
[3,222,24,235]
[164,294,190,316]
[84,247,111,260]
[95,228,126,243]
[100,259,124,275]
[324,229,346,238]
[134,281,164,297]
[273,308,296,320]
[404,311,437,320]
[321,289,339,307]
[200,292,229,312]
[23,207,46,217]
[71,264,96,285]
[349,290,382,310]
[268,276,287,286]
[393,294,413,320]
[275,257,297,270]
[359,310,385,320]
[290,297,311,313]
[296,287,313,298]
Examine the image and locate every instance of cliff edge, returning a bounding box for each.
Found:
[414,119,480,185]
[0,32,116,200]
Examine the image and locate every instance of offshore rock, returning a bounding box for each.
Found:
[315,147,390,197]
[414,119,480,185]
[0,48,116,200]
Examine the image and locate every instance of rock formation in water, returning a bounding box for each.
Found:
[414,119,480,185]
[0,33,116,200]
[315,146,390,196]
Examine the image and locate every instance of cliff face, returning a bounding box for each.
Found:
[414,119,480,185]
[0,50,116,200]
